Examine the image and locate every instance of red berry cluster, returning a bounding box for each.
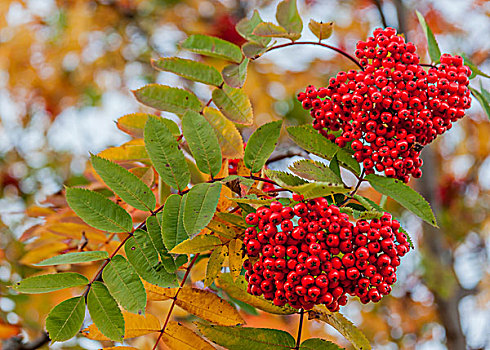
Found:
[298,27,472,182]
[243,195,410,311]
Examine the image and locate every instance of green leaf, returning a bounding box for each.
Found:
[276,0,303,39]
[203,107,244,158]
[180,34,242,63]
[196,323,296,350]
[242,42,268,59]
[146,215,167,256]
[462,54,490,79]
[35,251,109,266]
[469,86,490,120]
[287,125,360,175]
[308,20,334,41]
[161,194,189,251]
[13,272,88,294]
[217,274,295,315]
[91,155,156,211]
[280,182,351,200]
[415,10,441,63]
[212,85,253,125]
[184,183,222,238]
[45,296,85,342]
[329,155,341,179]
[399,226,415,249]
[182,110,222,177]
[66,187,133,233]
[236,10,271,46]
[308,305,371,350]
[170,234,221,254]
[102,255,146,315]
[148,214,178,273]
[125,229,179,287]
[117,113,180,138]
[244,121,282,173]
[87,281,125,341]
[253,22,295,40]
[300,338,343,350]
[222,59,249,88]
[144,116,190,192]
[265,169,307,186]
[133,84,202,117]
[289,159,341,183]
[353,194,384,212]
[366,174,438,227]
[215,212,247,228]
[152,57,223,87]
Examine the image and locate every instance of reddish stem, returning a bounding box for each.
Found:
[151,254,200,350]
[82,202,167,297]
[256,41,364,70]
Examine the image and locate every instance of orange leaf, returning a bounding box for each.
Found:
[162,321,214,350]
[0,321,20,339]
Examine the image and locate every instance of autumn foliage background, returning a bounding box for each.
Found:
[0,0,489,349]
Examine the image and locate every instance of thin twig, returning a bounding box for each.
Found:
[151,254,200,350]
[372,0,388,28]
[266,150,309,165]
[294,309,305,349]
[254,41,364,70]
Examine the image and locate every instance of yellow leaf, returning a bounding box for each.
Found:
[308,305,371,350]
[308,20,334,41]
[176,287,244,326]
[46,222,107,243]
[26,206,55,217]
[102,347,139,350]
[129,166,154,188]
[207,219,240,239]
[170,235,222,254]
[143,281,177,301]
[116,113,149,138]
[191,257,208,283]
[162,321,214,350]
[98,139,149,161]
[82,311,161,340]
[236,159,250,177]
[19,241,67,265]
[203,107,244,158]
[204,246,227,287]
[228,239,244,281]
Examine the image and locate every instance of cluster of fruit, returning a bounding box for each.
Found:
[243,196,410,311]
[298,27,472,182]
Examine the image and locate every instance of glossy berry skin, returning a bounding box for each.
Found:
[243,198,411,312]
[300,28,472,183]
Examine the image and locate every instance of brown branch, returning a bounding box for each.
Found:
[254,41,364,70]
[3,332,49,350]
[151,254,200,350]
[266,150,309,165]
[418,148,468,350]
[372,0,388,28]
[294,309,305,349]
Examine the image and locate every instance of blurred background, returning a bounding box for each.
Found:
[0,0,488,349]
